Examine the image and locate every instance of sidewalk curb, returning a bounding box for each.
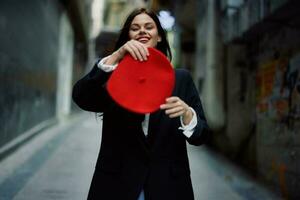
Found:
[0,113,88,199]
[0,119,58,162]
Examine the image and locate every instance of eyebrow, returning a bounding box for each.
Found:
[130,22,155,26]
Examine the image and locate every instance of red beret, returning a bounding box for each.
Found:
[107,47,175,114]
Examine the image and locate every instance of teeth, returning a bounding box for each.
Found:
[138,38,149,43]
[138,37,149,40]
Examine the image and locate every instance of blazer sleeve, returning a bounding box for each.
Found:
[72,61,113,113]
[181,70,211,146]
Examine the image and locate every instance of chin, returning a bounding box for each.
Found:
[146,43,156,48]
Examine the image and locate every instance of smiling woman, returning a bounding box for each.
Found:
[129,13,162,47]
[72,7,210,200]
[104,8,172,65]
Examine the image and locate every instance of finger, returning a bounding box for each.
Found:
[169,110,185,118]
[160,102,179,110]
[166,96,180,103]
[165,106,184,115]
[144,46,149,56]
[123,44,137,60]
[160,97,180,109]
[127,43,143,61]
[140,43,149,57]
[131,41,148,61]
[129,40,147,61]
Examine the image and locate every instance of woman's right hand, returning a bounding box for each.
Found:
[104,40,149,65]
[117,39,149,61]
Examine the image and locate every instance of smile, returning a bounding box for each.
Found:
[137,37,150,43]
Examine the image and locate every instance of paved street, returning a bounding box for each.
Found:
[0,113,281,200]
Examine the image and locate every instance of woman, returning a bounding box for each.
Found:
[72,8,210,200]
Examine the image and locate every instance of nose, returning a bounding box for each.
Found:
[139,27,146,34]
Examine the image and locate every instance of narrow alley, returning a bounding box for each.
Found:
[1,0,300,199]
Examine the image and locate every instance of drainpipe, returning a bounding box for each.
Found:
[202,0,225,130]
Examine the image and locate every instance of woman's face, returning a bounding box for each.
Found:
[129,13,161,48]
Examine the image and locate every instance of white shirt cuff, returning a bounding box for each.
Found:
[178,107,197,138]
[97,56,118,72]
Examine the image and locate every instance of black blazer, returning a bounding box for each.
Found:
[72,63,210,200]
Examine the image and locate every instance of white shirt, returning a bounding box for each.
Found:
[97,56,197,138]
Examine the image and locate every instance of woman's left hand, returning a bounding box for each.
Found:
[160,96,193,125]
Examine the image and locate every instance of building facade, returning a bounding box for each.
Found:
[0,0,95,159]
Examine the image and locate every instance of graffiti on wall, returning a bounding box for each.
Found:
[256,53,300,199]
[256,54,300,129]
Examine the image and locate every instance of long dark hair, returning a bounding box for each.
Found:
[114,8,172,61]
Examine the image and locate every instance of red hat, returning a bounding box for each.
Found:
[107,47,175,114]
